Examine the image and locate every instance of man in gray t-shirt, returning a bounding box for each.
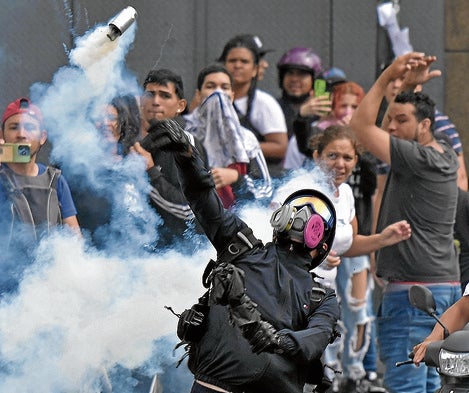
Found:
[350,53,461,393]
[377,136,459,282]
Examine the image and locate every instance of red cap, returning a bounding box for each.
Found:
[1,97,44,126]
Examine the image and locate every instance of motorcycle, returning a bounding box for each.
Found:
[395,285,469,392]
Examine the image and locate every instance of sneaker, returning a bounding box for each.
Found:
[359,374,388,393]
[338,378,363,393]
[365,371,378,381]
[338,377,388,393]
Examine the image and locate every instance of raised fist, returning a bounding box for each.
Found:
[140,118,191,154]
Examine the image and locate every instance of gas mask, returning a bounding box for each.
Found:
[270,189,336,266]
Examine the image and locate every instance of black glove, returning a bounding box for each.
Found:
[209,263,246,306]
[242,322,299,356]
[140,118,192,154]
[242,321,280,354]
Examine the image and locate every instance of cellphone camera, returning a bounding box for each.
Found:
[17,145,31,156]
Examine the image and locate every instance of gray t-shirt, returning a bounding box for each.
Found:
[376,137,460,282]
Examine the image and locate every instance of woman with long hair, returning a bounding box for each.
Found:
[218,35,288,178]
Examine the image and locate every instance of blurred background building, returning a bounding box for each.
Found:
[1,0,468,169]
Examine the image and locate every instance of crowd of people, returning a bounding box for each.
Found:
[1,30,468,393]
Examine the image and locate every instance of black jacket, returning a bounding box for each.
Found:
[147,118,208,247]
[175,150,339,393]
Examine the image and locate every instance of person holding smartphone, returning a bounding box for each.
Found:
[0,97,80,293]
[277,47,335,170]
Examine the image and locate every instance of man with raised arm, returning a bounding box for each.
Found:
[350,53,461,393]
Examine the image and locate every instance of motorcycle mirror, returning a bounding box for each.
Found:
[409,285,450,339]
[409,285,436,315]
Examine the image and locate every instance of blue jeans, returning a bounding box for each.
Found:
[362,283,379,375]
[335,255,371,381]
[377,284,461,393]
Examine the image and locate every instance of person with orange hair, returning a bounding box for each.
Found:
[284,81,367,170]
[315,81,366,129]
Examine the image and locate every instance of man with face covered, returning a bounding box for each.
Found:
[140,116,338,393]
[185,63,272,208]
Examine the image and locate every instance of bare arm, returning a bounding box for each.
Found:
[260,132,288,160]
[349,72,393,164]
[457,153,468,191]
[343,216,411,257]
[63,215,81,236]
[413,295,469,364]
[350,52,441,164]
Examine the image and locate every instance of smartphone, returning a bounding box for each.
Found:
[314,79,330,98]
[0,143,31,163]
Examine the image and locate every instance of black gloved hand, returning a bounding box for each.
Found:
[242,321,280,354]
[140,118,192,154]
[209,263,246,306]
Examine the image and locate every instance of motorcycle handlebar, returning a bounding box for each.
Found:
[395,339,445,368]
[395,351,414,367]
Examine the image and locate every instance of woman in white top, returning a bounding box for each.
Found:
[311,125,410,389]
[218,35,288,178]
[272,125,411,388]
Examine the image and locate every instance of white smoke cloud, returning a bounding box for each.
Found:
[0,9,212,393]
[0,6,338,392]
[273,168,335,204]
[0,232,211,392]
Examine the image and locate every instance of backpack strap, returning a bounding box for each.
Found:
[202,227,263,288]
[45,166,62,225]
[217,226,262,264]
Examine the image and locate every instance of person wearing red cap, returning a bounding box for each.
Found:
[0,97,80,244]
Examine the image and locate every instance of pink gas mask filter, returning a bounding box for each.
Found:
[289,204,325,249]
[270,201,327,250]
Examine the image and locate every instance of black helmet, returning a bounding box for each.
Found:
[270,189,336,267]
